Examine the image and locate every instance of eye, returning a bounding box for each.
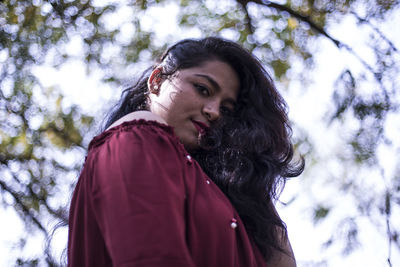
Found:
[220,106,234,116]
[194,84,210,96]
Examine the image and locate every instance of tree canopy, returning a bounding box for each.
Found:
[1,0,399,265]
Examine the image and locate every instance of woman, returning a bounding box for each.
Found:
[68,37,304,267]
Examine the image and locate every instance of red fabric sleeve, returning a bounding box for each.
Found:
[87,123,194,267]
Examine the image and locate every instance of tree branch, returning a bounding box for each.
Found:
[46,0,65,20]
[239,0,342,47]
[27,183,68,224]
[351,11,399,53]
[237,0,390,97]
[237,0,255,34]
[0,179,47,233]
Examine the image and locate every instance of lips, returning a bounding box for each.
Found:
[192,120,209,135]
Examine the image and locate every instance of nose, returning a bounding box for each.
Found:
[203,101,220,121]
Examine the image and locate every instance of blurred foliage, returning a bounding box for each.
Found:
[0,0,399,265]
[313,205,330,224]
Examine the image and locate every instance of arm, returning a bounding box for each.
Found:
[265,230,296,267]
[265,203,297,267]
[89,125,194,267]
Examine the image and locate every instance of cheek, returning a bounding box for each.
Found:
[158,81,197,114]
[168,89,193,109]
[155,90,177,111]
[168,91,183,102]
[159,81,183,102]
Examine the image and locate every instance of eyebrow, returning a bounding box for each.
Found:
[194,74,237,105]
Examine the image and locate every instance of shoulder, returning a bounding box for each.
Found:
[106,111,167,131]
[89,118,182,156]
[87,115,187,167]
[84,118,188,189]
[90,111,176,151]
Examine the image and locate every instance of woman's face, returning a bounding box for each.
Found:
[149,60,240,152]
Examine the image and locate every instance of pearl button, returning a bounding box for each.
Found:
[206,180,210,184]
[230,218,238,229]
[186,155,192,163]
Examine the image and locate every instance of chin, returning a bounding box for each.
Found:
[183,144,198,153]
[182,139,199,153]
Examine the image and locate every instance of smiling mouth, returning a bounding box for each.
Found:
[191,120,209,135]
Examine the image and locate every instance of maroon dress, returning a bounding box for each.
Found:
[68,120,267,267]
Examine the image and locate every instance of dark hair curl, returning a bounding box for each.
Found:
[104,37,304,261]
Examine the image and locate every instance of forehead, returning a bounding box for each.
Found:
[178,60,240,100]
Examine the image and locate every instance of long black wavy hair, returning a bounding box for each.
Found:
[103,37,304,261]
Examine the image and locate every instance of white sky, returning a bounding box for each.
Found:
[1,1,400,266]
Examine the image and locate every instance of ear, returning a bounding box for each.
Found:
[147,67,163,95]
